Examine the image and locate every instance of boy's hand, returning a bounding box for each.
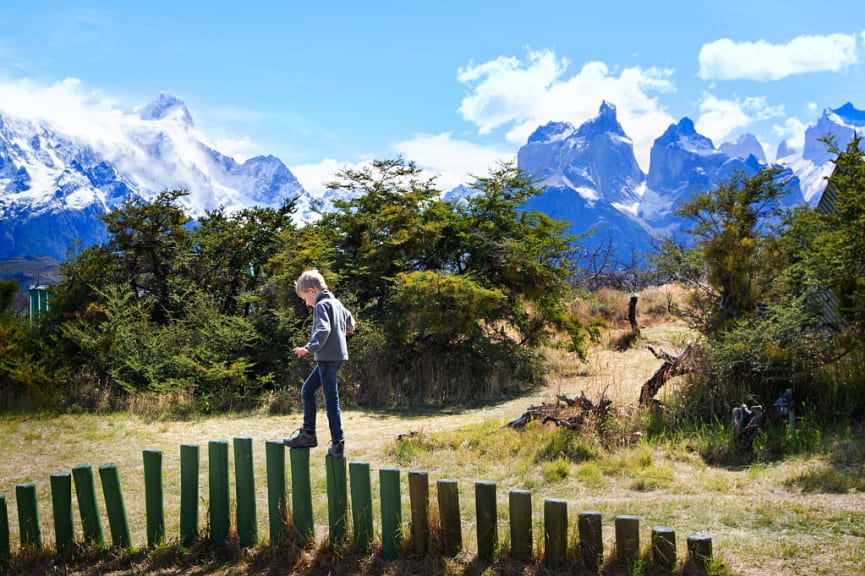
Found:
[294,347,310,358]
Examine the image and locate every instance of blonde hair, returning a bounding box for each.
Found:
[295,269,328,295]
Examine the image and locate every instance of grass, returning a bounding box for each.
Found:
[1,316,864,575]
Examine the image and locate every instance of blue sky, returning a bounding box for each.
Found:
[1,0,863,195]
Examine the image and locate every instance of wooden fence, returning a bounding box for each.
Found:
[0,437,715,572]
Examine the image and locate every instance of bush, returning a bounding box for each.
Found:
[676,298,852,423]
[343,326,542,406]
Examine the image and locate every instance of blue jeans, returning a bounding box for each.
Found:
[301,360,345,443]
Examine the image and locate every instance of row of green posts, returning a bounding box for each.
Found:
[0,437,715,572]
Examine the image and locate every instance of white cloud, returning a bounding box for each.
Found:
[0,77,129,143]
[289,158,368,199]
[208,135,259,162]
[772,116,809,154]
[456,49,676,171]
[393,133,514,192]
[457,50,569,135]
[0,77,283,175]
[696,94,784,144]
[698,33,860,81]
[289,135,515,199]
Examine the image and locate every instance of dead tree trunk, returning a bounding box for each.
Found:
[628,294,639,334]
[638,345,694,406]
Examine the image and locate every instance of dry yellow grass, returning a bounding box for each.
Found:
[1,314,863,575]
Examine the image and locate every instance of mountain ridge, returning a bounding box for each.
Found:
[0,94,304,260]
[0,95,862,264]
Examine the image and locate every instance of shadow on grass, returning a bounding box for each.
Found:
[2,537,728,576]
[348,387,545,423]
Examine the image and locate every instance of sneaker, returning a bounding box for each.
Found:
[327,440,345,458]
[284,429,317,448]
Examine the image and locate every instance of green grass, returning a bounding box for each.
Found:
[1,404,864,574]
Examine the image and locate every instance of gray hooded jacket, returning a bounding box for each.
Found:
[305,290,355,361]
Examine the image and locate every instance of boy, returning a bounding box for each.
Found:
[285,269,355,458]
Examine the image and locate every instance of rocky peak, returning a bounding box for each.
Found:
[719,133,766,164]
[138,93,194,127]
[576,100,627,138]
[527,121,575,144]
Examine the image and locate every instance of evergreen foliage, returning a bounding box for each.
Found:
[3,160,586,411]
[4,146,865,424]
[664,144,865,421]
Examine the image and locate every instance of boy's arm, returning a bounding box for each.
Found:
[305,303,333,352]
[346,309,356,334]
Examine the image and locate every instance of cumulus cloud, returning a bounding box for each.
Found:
[208,135,259,162]
[696,94,784,144]
[393,133,514,192]
[772,116,809,154]
[289,135,514,199]
[457,50,568,135]
[288,158,369,199]
[698,33,860,81]
[0,76,269,165]
[456,49,676,171]
[0,77,127,142]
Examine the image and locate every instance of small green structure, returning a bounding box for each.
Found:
[28,284,50,323]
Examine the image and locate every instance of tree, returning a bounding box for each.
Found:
[784,135,865,334]
[269,157,590,401]
[317,157,445,312]
[669,167,791,335]
[101,189,192,324]
[191,200,297,315]
[454,162,583,351]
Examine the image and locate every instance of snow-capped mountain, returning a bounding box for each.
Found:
[0,93,305,260]
[776,103,865,203]
[516,102,863,259]
[518,101,654,254]
[719,133,766,164]
[0,94,861,266]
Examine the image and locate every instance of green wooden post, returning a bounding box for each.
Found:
[0,493,8,561]
[475,481,497,562]
[208,440,230,547]
[652,526,676,570]
[143,449,165,547]
[350,461,374,554]
[687,532,713,574]
[98,464,132,549]
[289,447,314,546]
[437,479,462,556]
[578,510,603,569]
[615,515,640,566]
[233,437,257,547]
[543,498,567,569]
[379,467,401,560]
[265,440,287,545]
[508,489,532,562]
[15,483,42,549]
[325,454,348,544]
[72,464,104,545]
[180,443,199,547]
[50,473,74,553]
[408,470,429,555]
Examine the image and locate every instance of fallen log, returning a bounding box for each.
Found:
[541,415,584,429]
[556,391,596,411]
[507,387,612,430]
[506,406,557,428]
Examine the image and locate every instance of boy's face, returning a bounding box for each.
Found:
[299,288,319,307]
